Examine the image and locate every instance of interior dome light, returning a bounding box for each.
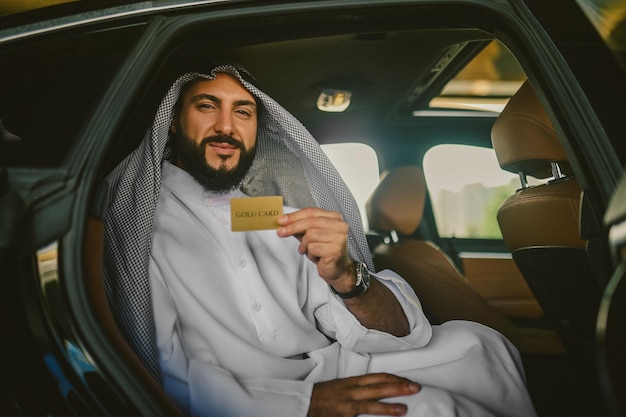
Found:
[317,89,352,112]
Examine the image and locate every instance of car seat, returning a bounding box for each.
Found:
[83,216,184,416]
[366,165,564,355]
[491,80,602,357]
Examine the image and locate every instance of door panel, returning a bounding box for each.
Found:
[461,254,543,319]
[599,170,626,417]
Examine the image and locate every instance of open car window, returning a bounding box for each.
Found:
[0,23,142,167]
[424,40,526,116]
[321,142,380,230]
[576,0,626,70]
[423,144,519,239]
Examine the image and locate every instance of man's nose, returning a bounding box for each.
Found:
[214,110,234,136]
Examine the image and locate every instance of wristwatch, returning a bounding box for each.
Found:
[330,261,371,299]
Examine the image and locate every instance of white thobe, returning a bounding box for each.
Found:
[149,161,537,417]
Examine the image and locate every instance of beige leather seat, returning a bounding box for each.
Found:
[491,80,601,354]
[366,165,564,355]
[492,80,584,251]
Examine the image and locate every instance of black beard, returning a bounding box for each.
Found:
[171,131,257,193]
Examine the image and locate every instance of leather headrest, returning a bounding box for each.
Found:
[491,80,570,178]
[366,166,426,235]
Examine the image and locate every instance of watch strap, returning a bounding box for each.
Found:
[330,261,370,299]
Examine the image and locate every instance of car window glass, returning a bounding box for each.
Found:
[422,144,520,239]
[321,142,380,230]
[0,24,142,167]
[576,0,626,69]
[425,40,526,115]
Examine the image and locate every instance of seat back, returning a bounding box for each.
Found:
[366,166,504,326]
[491,80,601,354]
[365,166,565,354]
[366,166,427,237]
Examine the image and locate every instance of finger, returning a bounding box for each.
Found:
[279,207,342,224]
[350,380,421,402]
[346,374,421,399]
[300,242,345,266]
[277,208,342,232]
[282,217,348,241]
[297,236,348,273]
[345,373,415,387]
[359,381,421,402]
[297,227,345,254]
[301,241,345,259]
[346,400,409,417]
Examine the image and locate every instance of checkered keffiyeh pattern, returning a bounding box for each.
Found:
[103,65,374,381]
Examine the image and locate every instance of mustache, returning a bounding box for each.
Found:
[200,134,243,149]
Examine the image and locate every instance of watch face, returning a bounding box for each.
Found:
[358,262,371,288]
[355,267,363,286]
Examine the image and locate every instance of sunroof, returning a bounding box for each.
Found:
[0,0,77,17]
[424,40,526,115]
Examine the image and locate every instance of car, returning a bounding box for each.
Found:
[1,0,625,416]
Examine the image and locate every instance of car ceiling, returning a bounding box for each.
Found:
[229,29,492,125]
[152,22,498,168]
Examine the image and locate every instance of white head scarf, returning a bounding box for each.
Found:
[103,64,373,380]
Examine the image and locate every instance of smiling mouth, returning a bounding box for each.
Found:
[211,142,237,148]
[207,142,239,159]
[201,135,243,161]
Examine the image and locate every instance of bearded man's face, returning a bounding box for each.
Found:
[171,74,258,192]
[171,130,256,192]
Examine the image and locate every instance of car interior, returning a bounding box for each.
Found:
[2,2,623,416]
[98,9,610,415]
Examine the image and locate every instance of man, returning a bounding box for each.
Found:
[104,64,537,417]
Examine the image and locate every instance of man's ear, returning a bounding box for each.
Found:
[170,119,177,134]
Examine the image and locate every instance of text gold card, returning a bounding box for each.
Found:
[231,196,283,231]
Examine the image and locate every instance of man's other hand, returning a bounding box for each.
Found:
[308,373,420,417]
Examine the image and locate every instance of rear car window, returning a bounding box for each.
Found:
[422,144,519,239]
[321,142,380,230]
[576,0,626,70]
[0,24,143,167]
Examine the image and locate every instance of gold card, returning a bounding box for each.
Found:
[231,196,283,232]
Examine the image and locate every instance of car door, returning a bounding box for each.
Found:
[0,9,185,416]
[522,1,626,415]
[599,171,626,417]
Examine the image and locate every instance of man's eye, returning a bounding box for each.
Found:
[236,108,257,118]
[198,103,215,109]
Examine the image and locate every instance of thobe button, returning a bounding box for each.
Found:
[251,302,261,312]
[236,258,246,268]
[205,198,213,206]
[219,215,229,226]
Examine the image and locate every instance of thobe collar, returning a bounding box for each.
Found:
[161,160,247,206]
